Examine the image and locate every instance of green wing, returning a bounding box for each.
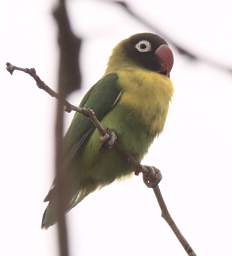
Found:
[63,73,121,162]
[42,73,121,226]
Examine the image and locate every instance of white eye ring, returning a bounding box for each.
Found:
[135,40,152,52]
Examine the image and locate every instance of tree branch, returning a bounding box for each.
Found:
[153,186,196,256]
[6,62,197,256]
[53,1,73,256]
[54,95,69,256]
[6,63,107,137]
[53,0,82,95]
[100,0,232,75]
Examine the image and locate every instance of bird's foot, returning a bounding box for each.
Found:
[80,107,94,117]
[135,165,162,188]
[100,128,117,149]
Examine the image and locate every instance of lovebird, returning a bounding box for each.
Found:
[42,33,174,228]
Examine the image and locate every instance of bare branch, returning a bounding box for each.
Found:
[53,0,82,95]
[99,0,232,75]
[6,63,59,98]
[54,97,69,256]
[6,62,197,256]
[126,154,197,256]
[6,62,107,137]
[53,1,73,255]
[153,186,197,256]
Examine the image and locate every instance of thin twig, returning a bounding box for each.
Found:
[153,186,197,256]
[125,153,197,255]
[6,62,197,256]
[99,0,232,75]
[6,62,107,137]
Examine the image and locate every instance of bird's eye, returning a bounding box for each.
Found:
[135,40,151,52]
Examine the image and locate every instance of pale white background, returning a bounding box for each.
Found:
[1,0,232,255]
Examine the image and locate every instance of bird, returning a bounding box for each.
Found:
[42,33,174,228]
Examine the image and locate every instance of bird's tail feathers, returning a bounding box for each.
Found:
[41,202,58,229]
[41,182,99,229]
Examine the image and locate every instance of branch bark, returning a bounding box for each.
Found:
[6,62,107,137]
[153,186,196,256]
[47,0,82,255]
[101,0,232,75]
[53,0,82,95]
[6,62,197,256]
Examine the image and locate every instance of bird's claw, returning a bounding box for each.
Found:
[135,165,162,188]
[81,107,95,118]
[100,129,117,149]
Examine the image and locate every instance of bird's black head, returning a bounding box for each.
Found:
[124,33,174,76]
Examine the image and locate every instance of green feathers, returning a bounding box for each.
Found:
[42,33,174,228]
[64,73,121,162]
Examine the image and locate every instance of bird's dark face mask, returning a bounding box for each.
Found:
[124,33,174,77]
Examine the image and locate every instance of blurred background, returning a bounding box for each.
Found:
[1,0,232,255]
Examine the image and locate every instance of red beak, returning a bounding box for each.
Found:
[155,44,174,76]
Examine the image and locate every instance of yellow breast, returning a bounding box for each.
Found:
[117,68,173,135]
